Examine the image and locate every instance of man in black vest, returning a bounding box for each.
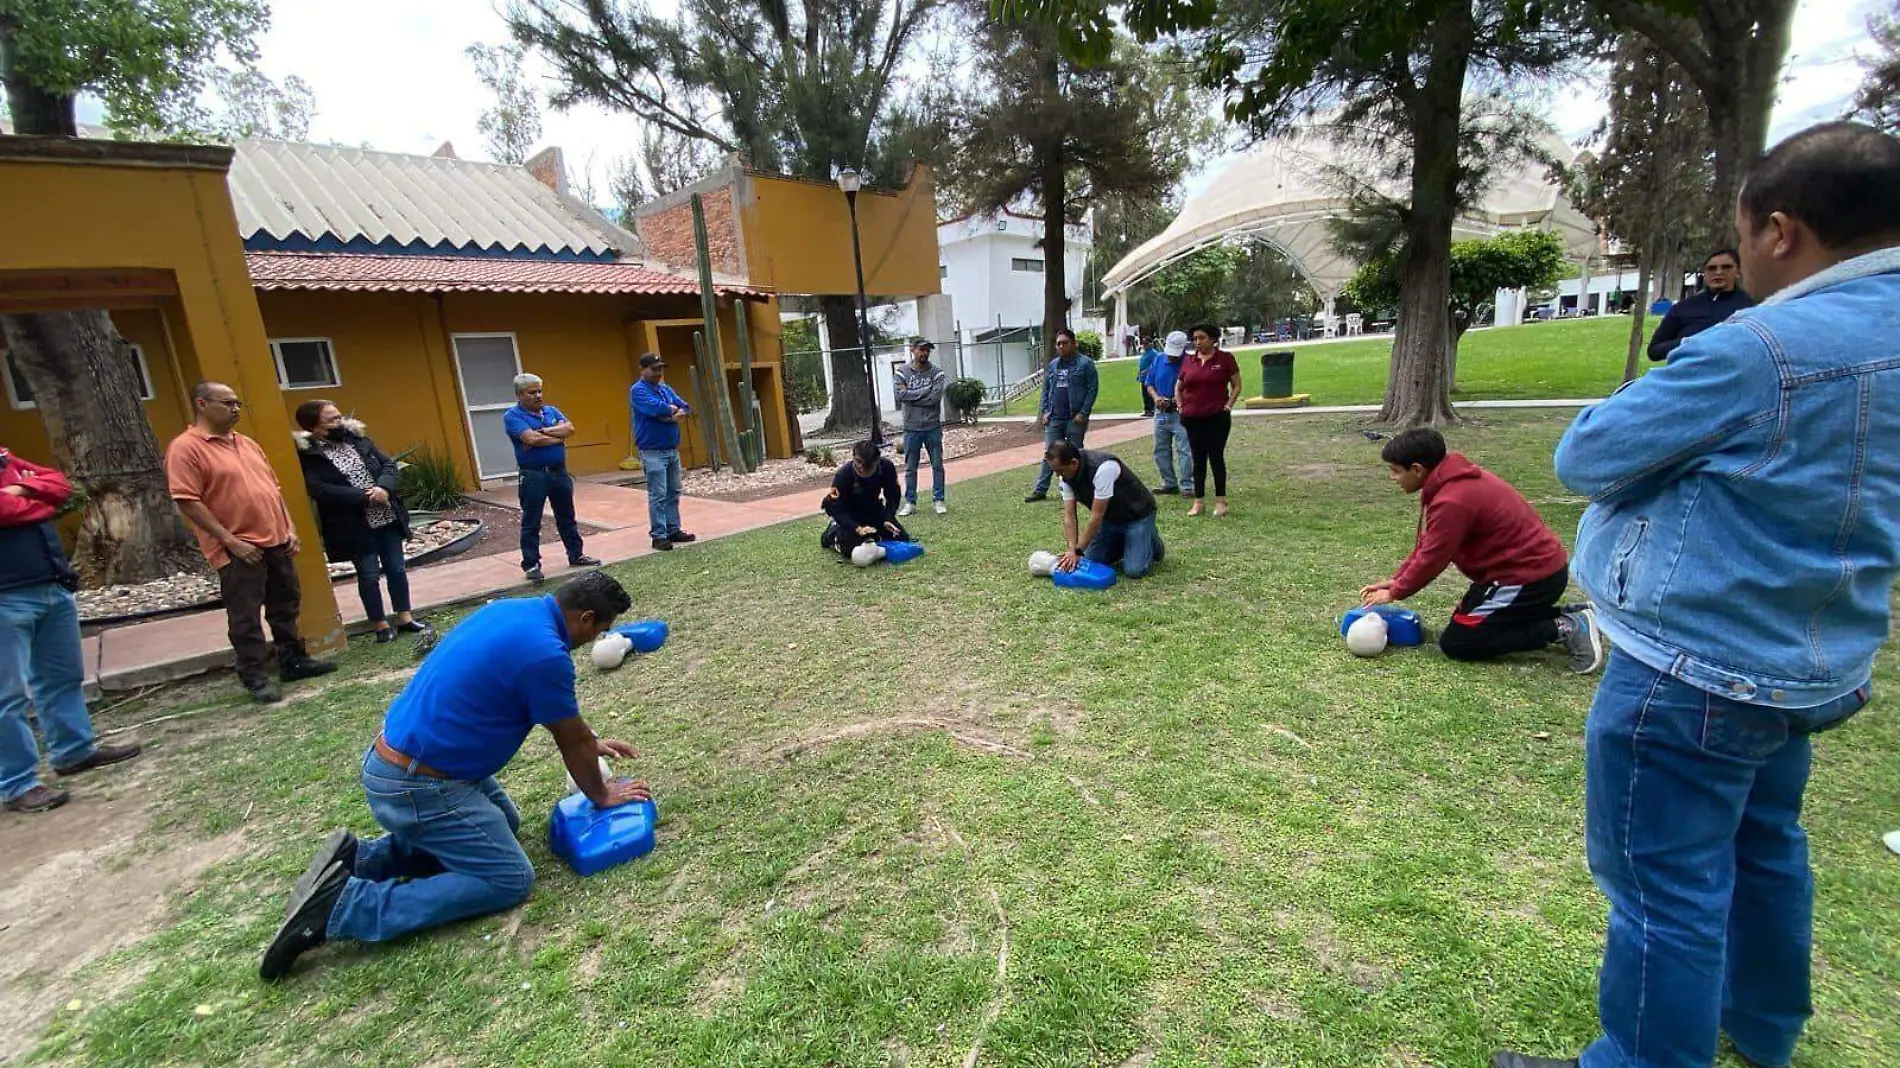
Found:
[1046,440,1164,578]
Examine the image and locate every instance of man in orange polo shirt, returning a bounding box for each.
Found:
[166,381,335,703]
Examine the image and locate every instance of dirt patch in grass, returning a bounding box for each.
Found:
[1287,462,1344,481]
[762,717,1029,763]
[0,786,247,1061]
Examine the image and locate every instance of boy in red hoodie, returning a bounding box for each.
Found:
[1360,428,1604,673]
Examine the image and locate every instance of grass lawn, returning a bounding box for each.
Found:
[1004,317,1655,415]
[25,412,1899,1068]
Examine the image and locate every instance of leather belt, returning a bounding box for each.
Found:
[373,734,450,779]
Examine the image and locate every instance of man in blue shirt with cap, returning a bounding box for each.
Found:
[261,571,649,980]
[503,373,600,583]
[629,352,697,553]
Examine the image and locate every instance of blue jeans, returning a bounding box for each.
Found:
[355,524,411,624]
[1152,411,1192,493]
[327,750,535,943]
[1580,653,1869,1068]
[1083,513,1163,578]
[0,583,96,802]
[1032,417,1087,494]
[517,466,584,569]
[903,427,945,503]
[640,449,683,540]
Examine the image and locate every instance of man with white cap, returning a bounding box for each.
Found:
[1145,331,1194,497]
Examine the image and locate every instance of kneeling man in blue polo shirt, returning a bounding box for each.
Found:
[261,571,650,980]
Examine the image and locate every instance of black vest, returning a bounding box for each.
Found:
[1068,450,1156,523]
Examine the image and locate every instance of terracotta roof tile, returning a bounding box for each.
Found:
[244,252,769,299]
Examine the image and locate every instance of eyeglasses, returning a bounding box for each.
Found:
[212,399,243,409]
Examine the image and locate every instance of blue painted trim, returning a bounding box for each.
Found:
[241,233,616,262]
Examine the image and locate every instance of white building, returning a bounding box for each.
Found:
[937,210,1093,390]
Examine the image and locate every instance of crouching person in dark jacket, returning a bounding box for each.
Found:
[294,401,425,643]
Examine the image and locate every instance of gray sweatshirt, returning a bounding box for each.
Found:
[894,361,948,431]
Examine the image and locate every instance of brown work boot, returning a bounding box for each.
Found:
[5,784,71,813]
[54,743,143,777]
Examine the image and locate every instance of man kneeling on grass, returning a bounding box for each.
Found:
[1047,439,1164,578]
[262,571,651,980]
[1360,428,1604,673]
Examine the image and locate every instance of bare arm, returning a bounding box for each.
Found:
[1078,499,1109,553]
[545,716,649,809]
[543,421,577,440]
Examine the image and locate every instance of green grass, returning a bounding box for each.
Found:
[1006,317,1655,415]
[28,412,1900,1068]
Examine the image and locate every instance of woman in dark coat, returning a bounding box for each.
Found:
[819,439,911,556]
[294,400,424,642]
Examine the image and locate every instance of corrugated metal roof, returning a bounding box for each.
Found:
[229,140,635,258]
[244,252,771,299]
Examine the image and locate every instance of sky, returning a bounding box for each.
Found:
[75,0,1887,205]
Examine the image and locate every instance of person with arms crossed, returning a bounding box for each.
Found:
[1493,123,1900,1068]
[628,353,698,553]
[503,373,600,583]
[261,571,651,980]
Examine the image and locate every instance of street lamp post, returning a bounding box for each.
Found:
[837,168,883,449]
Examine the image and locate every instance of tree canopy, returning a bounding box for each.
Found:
[1851,1,1900,134]
[467,41,541,165]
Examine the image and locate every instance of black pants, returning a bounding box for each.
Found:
[822,517,911,555]
[518,466,585,569]
[1182,411,1232,499]
[218,543,303,684]
[356,523,411,624]
[1439,565,1568,662]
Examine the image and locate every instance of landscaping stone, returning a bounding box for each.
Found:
[679,425,1008,497]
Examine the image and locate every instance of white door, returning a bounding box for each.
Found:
[451,333,523,480]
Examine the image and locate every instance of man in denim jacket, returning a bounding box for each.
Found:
[1494,123,1900,1068]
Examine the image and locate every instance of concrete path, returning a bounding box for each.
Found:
[84,419,1157,694]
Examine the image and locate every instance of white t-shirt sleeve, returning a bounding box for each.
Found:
[1093,461,1119,500]
[1058,478,1076,503]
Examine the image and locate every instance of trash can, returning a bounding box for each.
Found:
[1260,351,1295,398]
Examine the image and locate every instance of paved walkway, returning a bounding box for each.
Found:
[84,397,1603,694]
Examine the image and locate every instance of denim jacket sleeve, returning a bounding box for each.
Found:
[1075,358,1099,416]
[1038,359,1054,414]
[1554,320,1781,503]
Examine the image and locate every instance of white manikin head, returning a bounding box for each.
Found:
[1345,612,1389,657]
[1028,550,1059,577]
[590,631,634,670]
[850,542,885,567]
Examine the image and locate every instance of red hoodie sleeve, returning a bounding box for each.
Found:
[1390,499,1471,600]
[0,455,70,527]
[12,456,73,506]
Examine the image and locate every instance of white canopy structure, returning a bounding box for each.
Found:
[1102,124,1598,331]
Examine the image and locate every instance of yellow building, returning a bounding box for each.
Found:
[0,135,343,651]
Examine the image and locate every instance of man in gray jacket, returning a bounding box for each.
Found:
[894,339,949,516]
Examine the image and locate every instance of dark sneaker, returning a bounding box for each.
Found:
[373,627,397,644]
[650,538,674,551]
[1023,491,1048,503]
[569,554,603,567]
[524,565,545,584]
[5,784,71,813]
[247,678,283,704]
[288,829,357,918]
[1491,1054,1579,1068]
[261,860,347,981]
[280,655,338,683]
[667,531,696,543]
[1158,485,1180,495]
[54,743,142,777]
[1561,607,1606,674]
[395,619,429,634]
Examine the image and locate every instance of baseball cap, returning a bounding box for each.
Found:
[1163,330,1189,357]
[639,353,666,369]
[911,338,935,350]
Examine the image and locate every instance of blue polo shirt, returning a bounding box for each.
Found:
[629,380,689,452]
[379,596,580,780]
[1147,354,1184,400]
[503,403,569,469]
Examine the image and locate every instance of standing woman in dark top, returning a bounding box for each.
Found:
[294,401,425,642]
[820,440,911,556]
[1175,323,1243,518]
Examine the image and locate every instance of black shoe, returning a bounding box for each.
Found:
[395,620,429,634]
[247,678,283,703]
[5,784,70,813]
[568,554,602,567]
[650,538,674,551]
[280,655,337,683]
[1024,491,1048,503]
[1158,485,1179,495]
[373,627,397,644]
[524,565,545,584]
[53,743,142,777]
[288,829,357,918]
[1490,1053,1579,1068]
[261,860,347,981]
[667,530,696,543]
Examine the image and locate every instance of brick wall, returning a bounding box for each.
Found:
[634,187,741,275]
[524,147,565,195]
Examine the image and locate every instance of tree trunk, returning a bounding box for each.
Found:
[0,312,207,585]
[817,293,876,438]
[1379,14,1469,428]
[1696,0,1797,227]
[0,23,79,136]
[1625,253,1654,382]
[1038,49,1068,359]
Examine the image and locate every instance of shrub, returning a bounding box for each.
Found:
[803,445,838,467]
[397,445,466,510]
[1075,330,1105,360]
[946,377,987,422]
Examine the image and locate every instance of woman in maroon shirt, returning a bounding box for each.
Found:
[1175,324,1243,517]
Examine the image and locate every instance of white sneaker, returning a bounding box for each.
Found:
[933,501,947,515]
[896,501,915,517]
